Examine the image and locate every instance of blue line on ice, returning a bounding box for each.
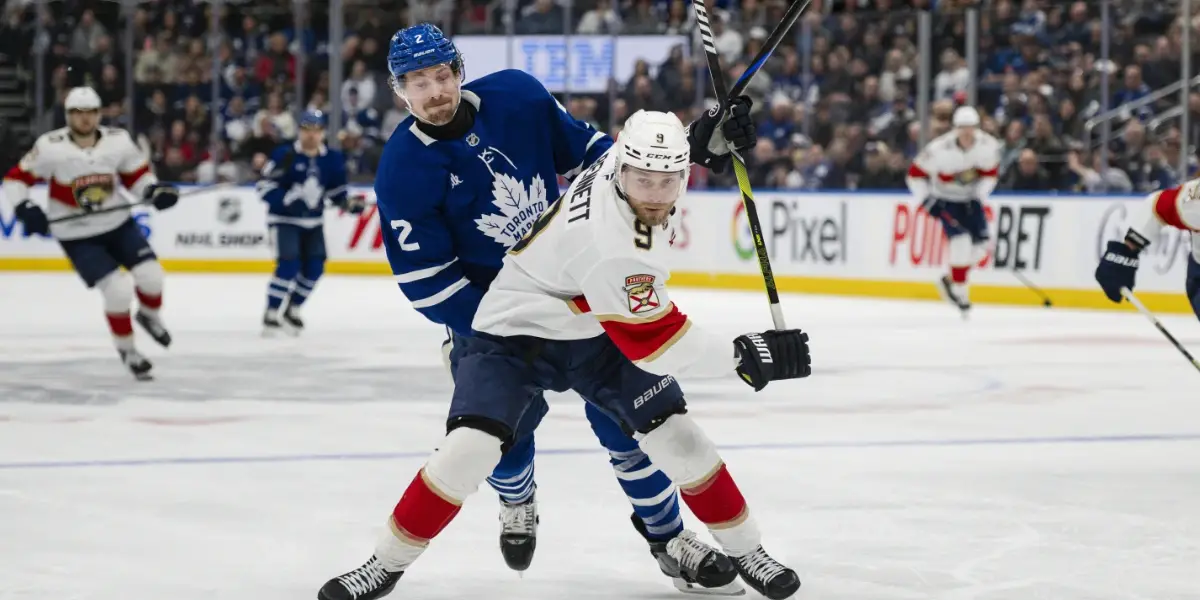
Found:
[2,432,1198,470]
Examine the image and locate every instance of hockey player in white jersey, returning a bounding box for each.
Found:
[905,106,1002,314]
[321,111,812,600]
[1,87,180,379]
[1095,180,1200,319]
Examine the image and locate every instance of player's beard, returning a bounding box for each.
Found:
[632,204,671,227]
[68,122,98,139]
[421,97,458,126]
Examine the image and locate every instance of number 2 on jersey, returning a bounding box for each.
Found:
[390,219,421,251]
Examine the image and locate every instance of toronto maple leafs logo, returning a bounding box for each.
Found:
[473,146,548,248]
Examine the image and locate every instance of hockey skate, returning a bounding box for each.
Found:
[937,275,971,318]
[262,309,295,338]
[282,305,305,334]
[632,513,743,595]
[134,310,172,347]
[118,348,153,381]
[498,492,538,571]
[318,555,403,600]
[731,546,800,600]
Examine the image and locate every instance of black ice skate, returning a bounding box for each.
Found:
[318,555,403,600]
[937,275,971,317]
[282,305,305,333]
[118,349,153,381]
[135,310,172,347]
[632,513,743,595]
[731,546,801,600]
[498,492,538,571]
[262,309,292,338]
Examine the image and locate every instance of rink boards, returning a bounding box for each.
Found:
[0,187,1195,314]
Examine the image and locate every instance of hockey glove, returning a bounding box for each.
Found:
[342,194,367,215]
[687,96,757,174]
[733,329,812,392]
[145,183,180,210]
[1095,232,1145,302]
[14,200,49,236]
[920,196,945,219]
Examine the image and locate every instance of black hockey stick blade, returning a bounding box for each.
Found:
[1012,269,1053,307]
[1121,287,1200,374]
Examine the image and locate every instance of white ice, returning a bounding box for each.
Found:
[1,273,1198,600]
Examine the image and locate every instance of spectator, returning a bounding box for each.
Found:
[1062,149,1132,193]
[381,95,410,140]
[253,92,297,141]
[857,142,905,190]
[255,32,295,85]
[69,9,108,60]
[934,49,970,101]
[1003,149,1054,190]
[517,0,565,35]
[341,60,378,115]
[577,0,622,34]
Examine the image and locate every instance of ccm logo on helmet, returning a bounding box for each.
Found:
[644,153,675,160]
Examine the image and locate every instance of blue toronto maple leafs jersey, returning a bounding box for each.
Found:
[374,69,612,335]
[256,141,349,228]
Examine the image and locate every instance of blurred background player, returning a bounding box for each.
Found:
[905,106,1002,316]
[1,86,179,380]
[1095,181,1200,319]
[318,23,757,600]
[256,109,364,336]
[320,109,808,600]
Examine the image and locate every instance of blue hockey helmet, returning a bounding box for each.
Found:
[299,109,327,129]
[387,23,463,89]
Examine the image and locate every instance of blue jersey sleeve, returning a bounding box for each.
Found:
[502,70,612,178]
[255,145,291,208]
[375,153,486,335]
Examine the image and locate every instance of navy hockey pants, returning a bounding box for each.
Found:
[1187,254,1200,321]
[60,218,156,287]
[934,198,989,243]
[447,332,686,440]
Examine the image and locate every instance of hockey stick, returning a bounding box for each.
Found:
[49,183,235,224]
[692,0,809,329]
[727,0,811,100]
[1012,269,1053,307]
[1120,287,1200,374]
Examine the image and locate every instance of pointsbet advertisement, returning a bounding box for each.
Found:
[1,187,1194,313]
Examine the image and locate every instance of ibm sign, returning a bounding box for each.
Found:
[454,35,689,93]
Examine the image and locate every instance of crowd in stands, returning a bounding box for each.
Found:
[0,0,1197,194]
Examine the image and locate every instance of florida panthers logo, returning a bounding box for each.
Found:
[473,146,548,248]
[624,274,660,314]
[72,174,115,211]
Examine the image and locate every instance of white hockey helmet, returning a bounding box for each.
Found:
[615,110,691,198]
[64,87,102,112]
[952,105,980,128]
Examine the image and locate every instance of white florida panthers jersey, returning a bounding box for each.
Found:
[1127,178,1200,261]
[906,130,1002,203]
[472,150,736,379]
[2,127,157,240]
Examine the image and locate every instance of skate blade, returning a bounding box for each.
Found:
[672,578,746,596]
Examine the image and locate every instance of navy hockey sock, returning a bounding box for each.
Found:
[586,404,683,540]
[290,258,325,308]
[488,434,535,504]
[1187,276,1200,322]
[268,259,300,311]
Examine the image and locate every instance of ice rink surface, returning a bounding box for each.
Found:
[1,273,1199,600]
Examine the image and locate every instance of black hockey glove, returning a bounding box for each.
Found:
[14,200,49,236]
[1095,231,1146,303]
[340,194,367,215]
[145,183,180,210]
[688,96,757,174]
[733,329,812,392]
[920,196,945,219]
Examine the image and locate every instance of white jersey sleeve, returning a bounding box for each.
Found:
[1127,179,1200,245]
[566,251,737,378]
[2,137,51,206]
[113,130,157,198]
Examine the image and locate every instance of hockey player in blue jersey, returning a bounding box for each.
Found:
[256,109,365,336]
[317,24,759,600]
